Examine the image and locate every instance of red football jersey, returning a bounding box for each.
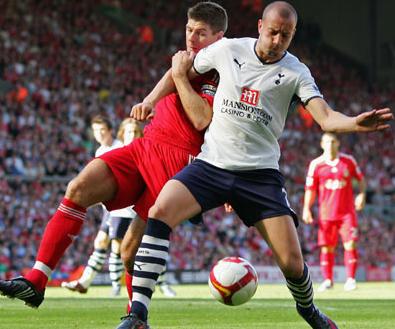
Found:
[143,70,218,155]
[305,153,364,221]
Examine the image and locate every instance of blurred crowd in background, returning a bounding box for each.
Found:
[0,0,394,279]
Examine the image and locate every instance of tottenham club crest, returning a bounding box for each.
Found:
[275,73,285,85]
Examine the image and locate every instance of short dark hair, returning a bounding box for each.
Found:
[262,1,298,24]
[90,115,112,130]
[188,2,228,34]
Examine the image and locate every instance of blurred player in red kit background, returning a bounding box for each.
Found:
[303,132,366,292]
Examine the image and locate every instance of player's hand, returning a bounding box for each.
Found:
[355,107,393,132]
[302,208,314,224]
[172,50,195,79]
[224,203,233,213]
[130,101,155,121]
[354,193,366,211]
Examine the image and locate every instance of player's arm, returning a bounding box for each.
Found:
[172,50,213,131]
[354,177,366,211]
[305,97,393,133]
[302,189,316,224]
[302,162,318,224]
[131,69,176,121]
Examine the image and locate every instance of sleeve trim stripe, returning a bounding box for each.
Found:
[303,95,323,106]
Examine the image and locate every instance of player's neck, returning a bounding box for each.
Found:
[101,137,113,147]
[323,152,338,162]
[257,51,286,63]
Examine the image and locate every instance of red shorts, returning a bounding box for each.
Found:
[318,213,358,247]
[99,138,194,220]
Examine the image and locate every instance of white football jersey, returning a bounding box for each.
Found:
[95,139,136,219]
[95,139,123,157]
[193,37,322,170]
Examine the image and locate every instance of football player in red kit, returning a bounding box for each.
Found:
[303,132,366,292]
[0,1,227,309]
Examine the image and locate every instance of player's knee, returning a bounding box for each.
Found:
[148,203,169,220]
[111,239,121,254]
[94,234,109,250]
[343,240,356,250]
[321,246,335,253]
[279,253,304,278]
[66,176,88,204]
[94,241,108,250]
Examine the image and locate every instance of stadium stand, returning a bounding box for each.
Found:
[0,0,394,281]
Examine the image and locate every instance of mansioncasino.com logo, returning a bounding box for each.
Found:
[220,87,273,126]
[241,87,260,106]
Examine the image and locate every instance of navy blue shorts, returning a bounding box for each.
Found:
[99,211,131,239]
[173,159,298,227]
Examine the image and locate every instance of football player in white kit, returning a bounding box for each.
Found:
[122,1,393,329]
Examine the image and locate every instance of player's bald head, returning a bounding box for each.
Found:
[262,1,298,25]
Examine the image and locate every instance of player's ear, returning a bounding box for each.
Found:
[215,31,224,41]
[258,19,263,33]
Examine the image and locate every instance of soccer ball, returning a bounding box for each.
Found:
[208,256,258,306]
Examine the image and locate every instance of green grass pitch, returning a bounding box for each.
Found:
[0,282,394,328]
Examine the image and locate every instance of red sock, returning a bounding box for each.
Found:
[125,272,133,313]
[25,198,86,291]
[320,251,334,281]
[344,249,358,278]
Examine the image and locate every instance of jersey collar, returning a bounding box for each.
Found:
[324,157,339,166]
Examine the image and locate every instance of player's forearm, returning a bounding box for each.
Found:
[302,189,315,223]
[358,178,367,194]
[320,110,360,133]
[356,179,367,203]
[354,178,366,211]
[303,189,316,210]
[312,107,359,133]
[306,98,359,133]
[173,75,212,131]
[144,69,175,106]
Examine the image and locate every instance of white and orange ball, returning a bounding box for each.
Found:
[208,257,258,306]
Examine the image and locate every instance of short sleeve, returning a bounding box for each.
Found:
[305,160,319,191]
[193,38,227,75]
[347,155,364,181]
[295,64,323,105]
